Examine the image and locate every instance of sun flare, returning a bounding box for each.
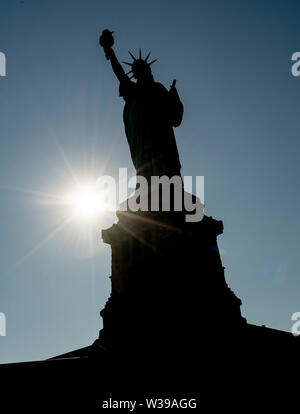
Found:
[68,185,105,220]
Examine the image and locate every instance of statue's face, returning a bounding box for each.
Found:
[132,60,153,81]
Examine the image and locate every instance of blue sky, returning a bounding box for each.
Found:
[0,0,300,362]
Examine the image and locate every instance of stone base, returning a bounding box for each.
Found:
[98,210,246,356]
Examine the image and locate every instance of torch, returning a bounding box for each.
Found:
[99,29,114,60]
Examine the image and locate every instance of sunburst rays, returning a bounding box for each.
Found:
[3,129,116,279]
[10,215,74,273]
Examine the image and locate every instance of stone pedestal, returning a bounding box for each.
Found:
[97,209,246,357]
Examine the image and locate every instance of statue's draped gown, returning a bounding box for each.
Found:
[119,78,183,181]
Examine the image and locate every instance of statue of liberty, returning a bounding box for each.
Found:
[99,30,183,183]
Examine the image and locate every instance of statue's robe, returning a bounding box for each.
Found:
[119,78,183,180]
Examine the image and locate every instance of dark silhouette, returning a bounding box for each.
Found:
[99,29,183,181]
[95,31,245,358]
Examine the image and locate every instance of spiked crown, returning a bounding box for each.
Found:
[123,49,157,79]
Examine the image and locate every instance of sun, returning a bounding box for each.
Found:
[68,185,105,220]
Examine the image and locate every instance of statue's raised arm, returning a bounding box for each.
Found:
[99,29,127,82]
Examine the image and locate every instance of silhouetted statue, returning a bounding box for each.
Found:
[99,29,183,181]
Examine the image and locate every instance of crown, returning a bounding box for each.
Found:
[123,49,158,78]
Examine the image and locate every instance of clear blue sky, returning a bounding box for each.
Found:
[0,0,300,363]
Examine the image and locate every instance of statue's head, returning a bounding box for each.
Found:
[123,49,157,82]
